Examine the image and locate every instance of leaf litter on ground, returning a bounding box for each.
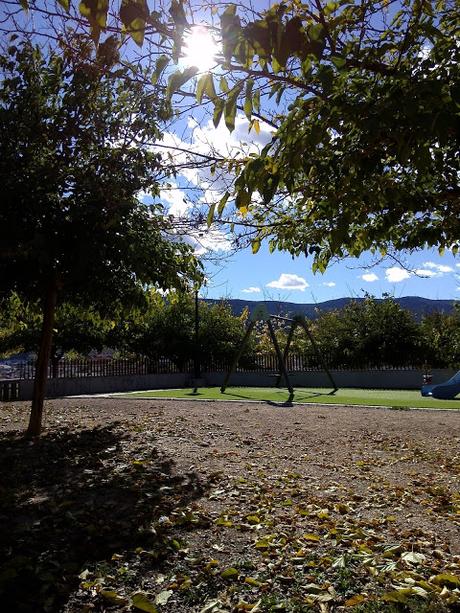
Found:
[0,398,459,612]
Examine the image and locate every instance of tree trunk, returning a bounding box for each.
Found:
[27,279,58,438]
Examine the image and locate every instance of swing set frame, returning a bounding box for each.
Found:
[220,311,338,403]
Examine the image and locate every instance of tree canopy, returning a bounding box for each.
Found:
[0,38,201,434]
[198,0,459,271]
[18,0,458,272]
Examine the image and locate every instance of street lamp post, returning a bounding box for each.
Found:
[194,287,201,381]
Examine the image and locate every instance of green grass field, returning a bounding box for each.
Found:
[124,386,460,409]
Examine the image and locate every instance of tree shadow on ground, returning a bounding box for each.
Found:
[0,424,208,612]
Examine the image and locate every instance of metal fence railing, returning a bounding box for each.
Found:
[15,358,192,380]
[5,354,426,382]
[0,380,20,401]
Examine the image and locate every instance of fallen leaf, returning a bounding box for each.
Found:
[132,592,159,612]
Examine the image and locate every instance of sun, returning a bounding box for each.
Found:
[181,25,219,72]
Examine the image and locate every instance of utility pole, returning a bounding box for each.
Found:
[194,287,201,380]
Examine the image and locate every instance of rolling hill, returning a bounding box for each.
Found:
[205,296,459,321]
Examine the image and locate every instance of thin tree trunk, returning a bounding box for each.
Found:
[27,279,58,438]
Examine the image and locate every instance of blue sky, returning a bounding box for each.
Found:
[146,109,460,304]
[201,244,460,303]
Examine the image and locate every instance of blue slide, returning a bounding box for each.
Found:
[421,370,460,399]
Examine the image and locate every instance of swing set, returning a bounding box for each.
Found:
[220,304,338,402]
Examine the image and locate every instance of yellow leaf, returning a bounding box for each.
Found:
[101,590,129,606]
[131,592,159,613]
[205,559,219,571]
[221,567,239,579]
[382,588,414,603]
[245,577,262,587]
[345,594,367,607]
[246,514,261,524]
[432,574,460,588]
[303,533,320,542]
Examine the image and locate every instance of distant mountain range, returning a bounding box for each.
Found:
[205,296,459,321]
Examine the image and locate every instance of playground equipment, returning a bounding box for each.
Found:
[421,370,460,399]
[220,304,338,402]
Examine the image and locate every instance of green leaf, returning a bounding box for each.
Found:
[101,590,129,606]
[235,189,250,213]
[224,97,237,132]
[221,567,239,579]
[220,76,229,93]
[224,82,243,132]
[79,0,109,43]
[57,0,70,11]
[432,574,460,588]
[253,89,260,113]
[244,97,252,121]
[308,23,324,42]
[217,192,229,216]
[251,238,261,254]
[196,74,208,103]
[382,589,414,604]
[303,533,320,542]
[120,0,149,46]
[215,516,233,527]
[331,55,346,69]
[213,98,225,128]
[170,0,187,26]
[19,0,29,10]
[152,55,169,84]
[244,79,254,121]
[207,203,216,227]
[196,74,216,103]
[167,66,198,99]
[132,592,159,613]
[221,5,241,63]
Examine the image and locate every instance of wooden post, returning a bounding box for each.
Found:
[275,321,297,388]
[296,317,338,393]
[221,321,256,393]
[267,319,294,402]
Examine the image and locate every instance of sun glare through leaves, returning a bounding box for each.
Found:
[181,25,219,72]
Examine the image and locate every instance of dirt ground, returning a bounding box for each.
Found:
[0,398,459,612]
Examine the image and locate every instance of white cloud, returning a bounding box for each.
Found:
[266,273,309,291]
[322,281,336,287]
[385,267,411,283]
[361,273,379,282]
[242,286,261,294]
[180,225,232,256]
[415,268,437,277]
[158,114,273,201]
[160,184,191,217]
[137,189,154,203]
[189,114,273,156]
[422,261,454,274]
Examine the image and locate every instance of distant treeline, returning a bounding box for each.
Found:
[1,291,459,370]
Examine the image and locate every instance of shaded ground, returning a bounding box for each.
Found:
[0,398,459,612]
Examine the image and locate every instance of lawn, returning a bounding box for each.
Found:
[125,386,460,410]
